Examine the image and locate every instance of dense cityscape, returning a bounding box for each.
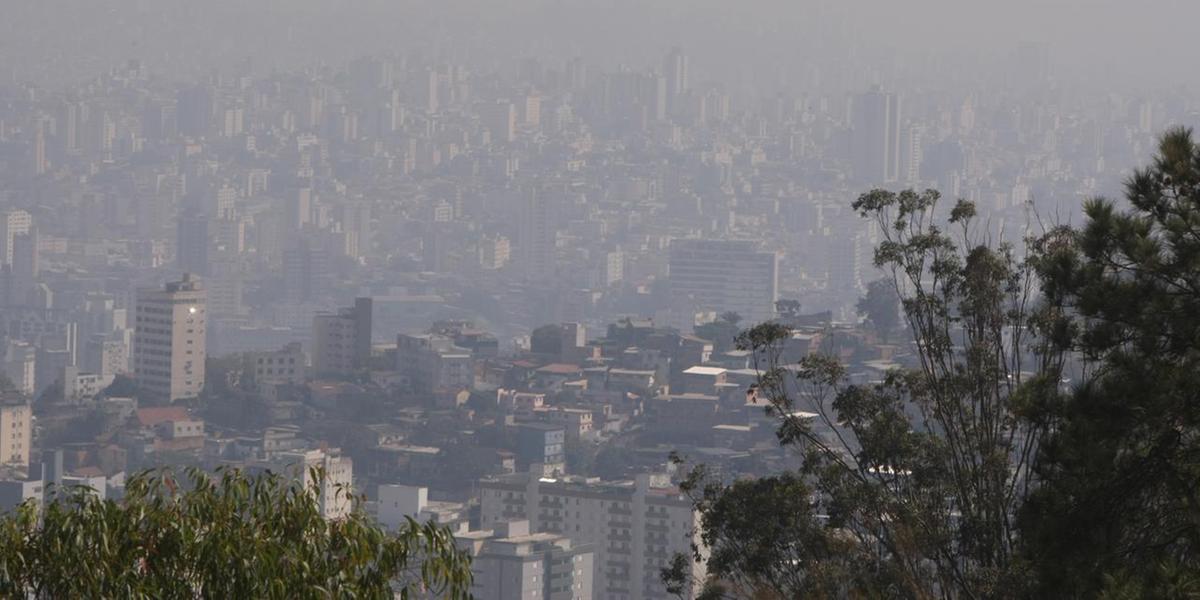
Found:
[2,1,1200,598]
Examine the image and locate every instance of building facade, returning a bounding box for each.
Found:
[311,297,372,377]
[0,396,32,471]
[667,239,778,327]
[459,520,595,600]
[133,274,207,402]
[479,472,705,600]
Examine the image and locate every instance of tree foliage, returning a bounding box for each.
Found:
[1022,127,1200,596]
[0,467,472,599]
[669,188,1067,599]
[857,278,902,342]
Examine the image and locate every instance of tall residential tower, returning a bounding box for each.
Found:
[134,274,207,402]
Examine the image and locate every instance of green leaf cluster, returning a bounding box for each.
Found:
[0,467,472,599]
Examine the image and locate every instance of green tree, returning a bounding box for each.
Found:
[1022,128,1200,597]
[856,278,902,342]
[668,189,1066,598]
[774,299,802,318]
[664,470,877,599]
[0,467,472,599]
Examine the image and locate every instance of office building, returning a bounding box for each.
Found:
[850,86,902,184]
[311,298,372,376]
[133,274,207,402]
[667,239,779,326]
[458,520,594,600]
[479,471,704,600]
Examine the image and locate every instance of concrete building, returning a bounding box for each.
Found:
[3,341,36,396]
[0,478,42,512]
[377,484,469,531]
[395,333,473,393]
[0,209,32,266]
[248,342,306,387]
[133,274,207,402]
[61,365,107,402]
[667,239,778,328]
[458,520,594,600]
[519,186,555,283]
[254,448,353,521]
[514,422,566,477]
[311,298,372,377]
[479,471,705,600]
[0,395,32,471]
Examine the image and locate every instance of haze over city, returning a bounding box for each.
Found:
[1,2,1199,598]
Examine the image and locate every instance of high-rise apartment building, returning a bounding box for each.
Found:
[32,121,47,176]
[0,395,32,471]
[519,186,555,282]
[479,472,704,600]
[850,86,902,184]
[0,209,32,266]
[133,274,207,402]
[663,48,689,119]
[668,239,779,326]
[311,297,372,376]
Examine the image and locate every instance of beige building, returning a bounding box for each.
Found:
[479,471,705,600]
[0,395,32,471]
[134,274,207,402]
[0,209,32,266]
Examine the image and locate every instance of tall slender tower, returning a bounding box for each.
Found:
[663,47,689,118]
[519,186,555,282]
[850,86,902,184]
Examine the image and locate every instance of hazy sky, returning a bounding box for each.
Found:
[2,0,1197,93]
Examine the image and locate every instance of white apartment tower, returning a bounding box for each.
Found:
[134,274,207,402]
